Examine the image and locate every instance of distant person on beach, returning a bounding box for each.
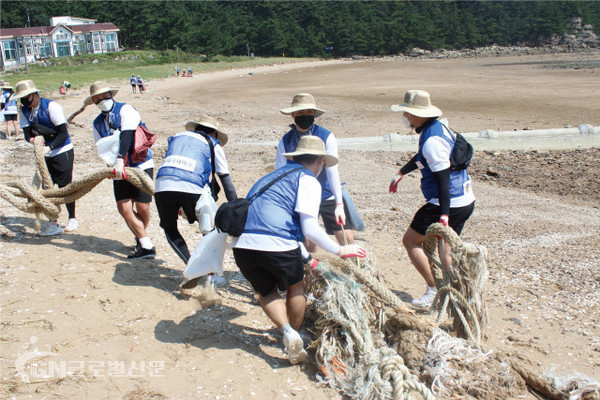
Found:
[275,93,363,253]
[175,66,180,77]
[155,115,238,290]
[188,66,193,77]
[136,75,144,93]
[232,136,366,365]
[388,90,475,309]
[1,83,19,140]
[14,80,78,235]
[86,81,156,259]
[130,74,137,93]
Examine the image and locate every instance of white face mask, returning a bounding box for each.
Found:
[96,98,114,112]
[402,115,412,129]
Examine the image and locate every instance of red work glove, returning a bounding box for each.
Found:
[338,245,367,259]
[389,171,402,193]
[440,215,449,227]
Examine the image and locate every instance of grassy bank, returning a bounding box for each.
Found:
[0,50,316,95]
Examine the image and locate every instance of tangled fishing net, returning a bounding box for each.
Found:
[302,224,598,400]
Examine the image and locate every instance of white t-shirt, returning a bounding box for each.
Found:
[275,131,342,203]
[233,173,322,252]
[20,100,72,157]
[92,104,154,173]
[155,132,231,194]
[421,124,475,208]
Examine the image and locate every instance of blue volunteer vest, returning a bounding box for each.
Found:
[2,91,17,114]
[156,132,215,188]
[136,78,142,85]
[281,124,333,201]
[243,163,310,242]
[130,76,136,85]
[417,119,470,202]
[93,101,153,166]
[21,98,72,148]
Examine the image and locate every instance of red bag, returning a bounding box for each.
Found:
[142,84,146,91]
[127,123,156,164]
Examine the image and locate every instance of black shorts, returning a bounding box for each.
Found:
[46,149,74,188]
[4,114,17,121]
[320,198,353,235]
[233,247,304,297]
[410,202,475,236]
[154,190,201,230]
[131,84,136,87]
[113,168,153,203]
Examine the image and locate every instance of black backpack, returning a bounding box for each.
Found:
[443,125,473,171]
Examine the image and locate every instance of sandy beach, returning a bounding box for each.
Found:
[1,51,599,399]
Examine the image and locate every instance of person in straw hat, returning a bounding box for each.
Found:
[14,79,79,235]
[1,83,19,140]
[389,90,475,309]
[155,115,238,289]
[276,93,362,256]
[86,80,156,259]
[233,135,367,365]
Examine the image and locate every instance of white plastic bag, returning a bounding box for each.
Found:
[195,184,218,234]
[183,230,228,280]
[95,132,120,167]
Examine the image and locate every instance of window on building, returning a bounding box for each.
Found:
[93,34,100,52]
[40,39,52,57]
[105,33,117,52]
[3,41,17,60]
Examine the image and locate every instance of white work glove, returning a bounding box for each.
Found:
[43,146,52,156]
[389,171,403,193]
[112,158,126,180]
[334,202,346,226]
[338,244,367,259]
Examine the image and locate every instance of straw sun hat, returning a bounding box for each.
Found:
[283,135,338,167]
[391,89,442,118]
[280,93,325,117]
[185,115,228,146]
[11,80,39,100]
[84,81,119,105]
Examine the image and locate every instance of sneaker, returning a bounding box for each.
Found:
[283,329,308,365]
[411,286,438,309]
[208,274,227,289]
[39,222,62,237]
[180,277,201,290]
[127,246,156,259]
[133,238,141,251]
[64,218,79,232]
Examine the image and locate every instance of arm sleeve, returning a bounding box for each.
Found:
[400,154,419,175]
[325,164,343,203]
[118,130,134,159]
[47,123,69,150]
[296,175,341,255]
[300,214,340,255]
[324,134,342,203]
[275,140,287,169]
[23,126,34,143]
[432,168,451,216]
[218,174,237,201]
